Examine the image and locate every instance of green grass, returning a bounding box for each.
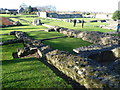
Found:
[43,38,92,52]
[0,25,47,34]
[112,33,120,36]
[27,31,65,39]
[0,28,73,88]
[42,20,115,32]
[0,16,47,34]
[1,42,72,88]
[62,18,102,21]
[2,58,72,88]
[1,14,116,88]
[27,31,92,52]
[1,35,16,42]
[0,14,37,17]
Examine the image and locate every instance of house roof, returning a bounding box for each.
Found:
[7,9,18,12]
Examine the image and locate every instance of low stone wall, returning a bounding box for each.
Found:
[46,50,120,88]
[73,44,120,58]
[9,31,120,88]
[42,26,119,46]
[59,28,119,45]
[0,39,23,45]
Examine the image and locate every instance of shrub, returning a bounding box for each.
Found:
[112,10,120,20]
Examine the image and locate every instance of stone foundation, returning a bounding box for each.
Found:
[8,30,120,88]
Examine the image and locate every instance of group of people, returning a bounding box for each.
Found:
[73,19,120,32]
[73,19,85,28]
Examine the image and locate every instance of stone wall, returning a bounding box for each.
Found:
[44,26,119,45]
[9,31,120,88]
[37,12,83,18]
[46,50,120,88]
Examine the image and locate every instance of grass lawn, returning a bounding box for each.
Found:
[27,31,92,52]
[1,37,72,88]
[27,31,65,39]
[0,25,47,34]
[0,14,37,18]
[42,19,115,32]
[43,38,92,52]
[1,14,116,88]
[62,18,102,21]
[1,35,15,41]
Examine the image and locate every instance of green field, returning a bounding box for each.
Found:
[1,43,72,88]
[27,31,92,52]
[1,14,115,88]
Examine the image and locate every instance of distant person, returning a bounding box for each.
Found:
[78,20,81,23]
[116,24,120,32]
[73,19,77,27]
[81,20,85,28]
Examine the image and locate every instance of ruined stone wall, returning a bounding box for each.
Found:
[46,50,120,88]
[44,26,119,45]
[58,27,119,45]
[9,31,120,88]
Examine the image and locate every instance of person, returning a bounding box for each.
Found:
[73,19,77,27]
[116,24,120,32]
[81,20,85,28]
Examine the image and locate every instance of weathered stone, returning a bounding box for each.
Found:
[10,30,120,89]
[17,47,37,57]
[13,21,22,26]
[1,39,23,45]
[112,47,120,58]
[8,31,16,35]
[44,28,55,32]
[32,19,42,26]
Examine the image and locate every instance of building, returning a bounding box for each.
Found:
[37,12,83,18]
[95,14,112,19]
[5,9,18,14]
[17,7,24,13]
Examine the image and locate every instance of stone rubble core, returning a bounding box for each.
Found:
[8,30,120,88]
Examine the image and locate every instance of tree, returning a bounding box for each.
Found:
[19,3,28,9]
[36,5,56,12]
[112,10,120,20]
[28,6,32,14]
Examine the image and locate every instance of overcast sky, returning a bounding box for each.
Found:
[0,0,120,12]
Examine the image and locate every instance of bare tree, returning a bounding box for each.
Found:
[36,5,56,12]
[19,3,28,9]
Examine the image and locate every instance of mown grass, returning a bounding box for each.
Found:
[27,31,65,39]
[1,14,115,88]
[43,38,92,52]
[1,37,72,88]
[0,14,37,17]
[2,58,72,88]
[1,35,15,41]
[0,25,47,34]
[62,18,102,21]
[27,31,92,52]
[42,19,115,32]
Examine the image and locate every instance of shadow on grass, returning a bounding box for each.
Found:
[2,58,35,65]
[2,57,86,89]
[1,24,29,29]
[38,58,87,89]
[1,27,41,31]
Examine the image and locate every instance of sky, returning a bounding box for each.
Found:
[0,0,120,13]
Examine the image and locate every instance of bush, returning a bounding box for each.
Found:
[112,10,120,20]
